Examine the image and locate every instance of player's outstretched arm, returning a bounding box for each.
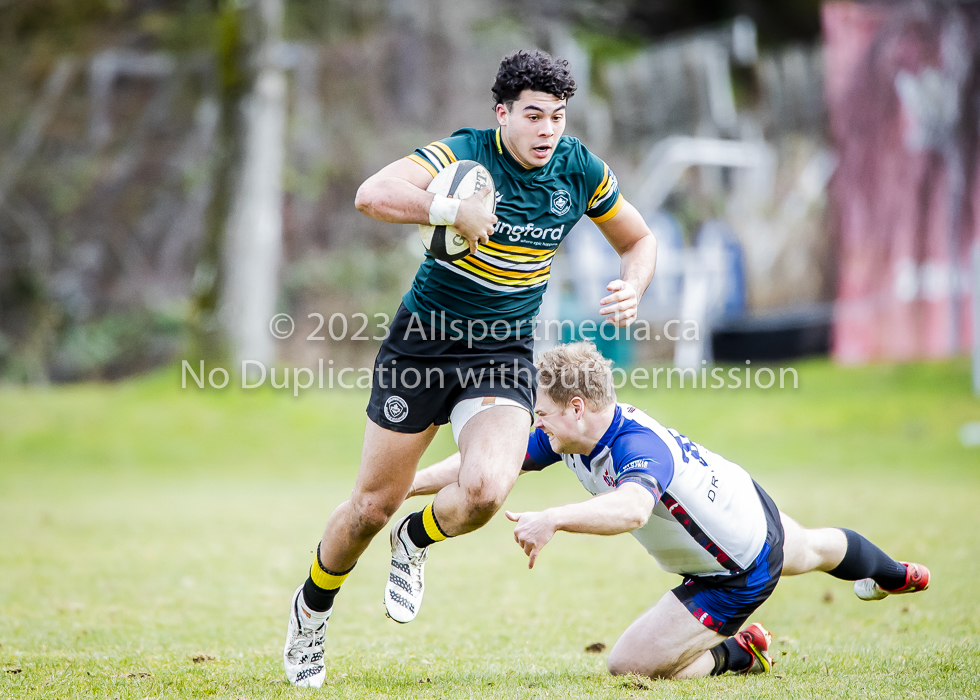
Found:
[409,449,543,498]
[505,483,656,568]
[596,201,658,327]
[407,452,462,498]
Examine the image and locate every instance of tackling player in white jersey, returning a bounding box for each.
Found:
[409,342,930,678]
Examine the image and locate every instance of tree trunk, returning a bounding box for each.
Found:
[189,1,253,363]
[220,0,287,376]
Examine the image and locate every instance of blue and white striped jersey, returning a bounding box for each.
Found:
[525,403,767,577]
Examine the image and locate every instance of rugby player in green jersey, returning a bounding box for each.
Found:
[283,49,659,687]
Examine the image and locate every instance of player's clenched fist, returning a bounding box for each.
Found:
[599,279,638,327]
[453,186,498,255]
[506,510,558,569]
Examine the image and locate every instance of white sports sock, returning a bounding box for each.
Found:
[298,592,331,625]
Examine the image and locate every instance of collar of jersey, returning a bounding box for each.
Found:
[584,404,624,469]
[495,128,554,181]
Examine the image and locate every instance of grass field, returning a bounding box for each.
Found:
[1,359,979,699]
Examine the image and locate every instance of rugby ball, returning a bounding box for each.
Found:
[419,160,495,262]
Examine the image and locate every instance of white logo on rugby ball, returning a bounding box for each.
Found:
[384,396,409,423]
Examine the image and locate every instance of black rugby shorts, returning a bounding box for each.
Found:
[366,304,535,433]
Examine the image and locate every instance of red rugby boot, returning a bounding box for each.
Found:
[734,622,773,674]
[854,562,930,601]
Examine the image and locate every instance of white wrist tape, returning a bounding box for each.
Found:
[428,195,461,226]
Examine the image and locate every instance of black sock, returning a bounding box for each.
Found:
[302,544,355,612]
[405,503,449,548]
[303,576,340,612]
[709,642,729,675]
[710,637,752,675]
[828,528,907,590]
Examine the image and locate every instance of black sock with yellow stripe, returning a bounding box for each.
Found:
[303,544,354,612]
[405,503,450,548]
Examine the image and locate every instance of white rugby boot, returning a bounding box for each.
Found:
[384,515,427,623]
[854,562,930,601]
[283,585,328,687]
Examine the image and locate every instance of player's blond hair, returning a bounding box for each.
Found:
[535,341,616,411]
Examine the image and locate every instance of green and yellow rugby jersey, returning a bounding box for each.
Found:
[404,127,624,338]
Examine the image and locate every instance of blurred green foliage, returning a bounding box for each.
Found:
[0,0,824,52]
[0,304,188,383]
[566,0,823,47]
[284,0,386,42]
[1,0,121,41]
[283,243,418,318]
[54,307,188,380]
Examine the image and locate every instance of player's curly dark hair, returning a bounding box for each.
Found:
[491,49,577,108]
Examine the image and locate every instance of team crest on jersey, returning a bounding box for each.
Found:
[384,396,409,423]
[550,189,571,216]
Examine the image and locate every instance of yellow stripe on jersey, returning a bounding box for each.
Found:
[454,259,551,286]
[588,164,613,210]
[407,153,438,177]
[436,259,549,292]
[495,128,503,155]
[421,503,449,542]
[429,141,457,164]
[477,249,553,265]
[423,145,451,168]
[474,250,552,271]
[589,193,625,223]
[464,256,553,281]
[482,239,558,259]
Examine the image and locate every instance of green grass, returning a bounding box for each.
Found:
[1,359,979,698]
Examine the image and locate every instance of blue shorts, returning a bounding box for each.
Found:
[672,482,783,637]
